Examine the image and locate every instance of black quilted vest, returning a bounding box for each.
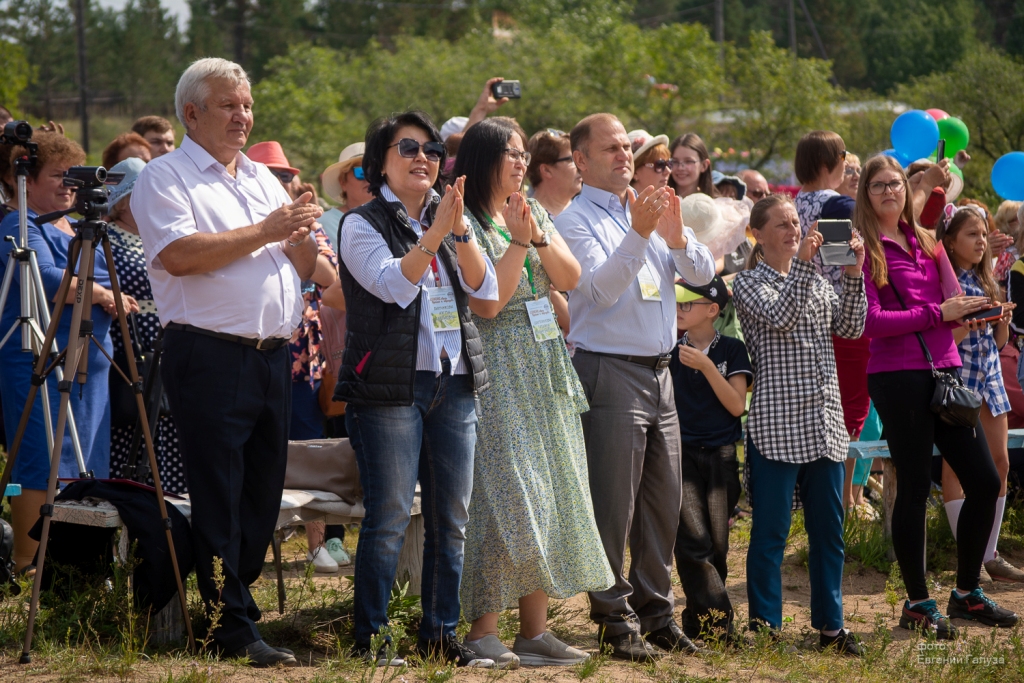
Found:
[334,195,489,407]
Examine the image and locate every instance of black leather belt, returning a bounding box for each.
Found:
[164,322,290,351]
[583,350,672,370]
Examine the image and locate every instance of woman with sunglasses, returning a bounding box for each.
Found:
[336,111,499,668]
[456,117,612,668]
[628,130,672,192]
[526,129,581,219]
[858,155,1015,638]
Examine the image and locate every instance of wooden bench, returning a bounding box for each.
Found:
[847,428,1024,559]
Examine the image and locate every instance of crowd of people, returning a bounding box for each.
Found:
[2,58,1024,669]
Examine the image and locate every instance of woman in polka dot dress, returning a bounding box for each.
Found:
[105,158,187,494]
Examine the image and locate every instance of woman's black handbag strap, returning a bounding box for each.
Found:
[887,279,938,369]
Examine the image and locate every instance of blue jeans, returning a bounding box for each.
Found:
[346,362,477,646]
[746,439,845,632]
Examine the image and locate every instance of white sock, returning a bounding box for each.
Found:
[466,637,483,646]
[984,496,1006,563]
[822,628,841,637]
[944,498,965,541]
[530,632,545,641]
[954,588,970,598]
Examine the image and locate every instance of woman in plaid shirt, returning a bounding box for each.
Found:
[733,194,866,655]
[939,207,1023,584]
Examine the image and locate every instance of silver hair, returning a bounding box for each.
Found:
[174,58,251,127]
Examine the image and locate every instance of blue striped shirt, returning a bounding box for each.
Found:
[554,184,716,356]
[339,185,498,375]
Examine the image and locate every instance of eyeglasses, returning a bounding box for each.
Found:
[840,150,847,159]
[844,166,861,177]
[676,301,713,312]
[644,160,675,173]
[390,138,445,162]
[747,189,769,200]
[271,170,295,184]
[867,179,906,195]
[351,166,366,180]
[673,158,699,168]
[553,156,574,164]
[504,148,532,165]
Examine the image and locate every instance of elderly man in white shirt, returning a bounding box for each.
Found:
[131,58,321,668]
[554,113,715,662]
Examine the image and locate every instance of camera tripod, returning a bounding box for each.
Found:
[0,164,196,660]
[0,122,87,475]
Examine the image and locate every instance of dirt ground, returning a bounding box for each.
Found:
[4,514,1024,682]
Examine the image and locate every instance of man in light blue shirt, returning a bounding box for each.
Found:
[555,113,714,661]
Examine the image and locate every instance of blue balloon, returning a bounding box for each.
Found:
[992,152,1024,201]
[891,110,940,162]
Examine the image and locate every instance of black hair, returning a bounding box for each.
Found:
[453,117,527,230]
[362,110,446,198]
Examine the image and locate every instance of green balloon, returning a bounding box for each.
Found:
[936,117,969,157]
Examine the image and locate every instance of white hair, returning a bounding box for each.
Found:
[174,58,251,127]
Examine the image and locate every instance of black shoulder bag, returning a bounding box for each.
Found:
[888,280,981,428]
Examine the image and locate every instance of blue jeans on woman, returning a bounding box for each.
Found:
[346,360,477,647]
[746,439,846,632]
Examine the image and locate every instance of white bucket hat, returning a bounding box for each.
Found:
[321,142,365,204]
[680,193,751,260]
[627,129,669,162]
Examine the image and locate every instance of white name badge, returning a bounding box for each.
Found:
[427,286,460,332]
[524,297,560,342]
[637,263,662,301]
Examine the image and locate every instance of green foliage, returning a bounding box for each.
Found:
[843,508,890,573]
[897,45,1024,204]
[0,39,34,112]
[722,31,838,169]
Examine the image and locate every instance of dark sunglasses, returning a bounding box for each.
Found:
[644,159,676,173]
[271,170,295,184]
[352,166,365,180]
[391,138,445,162]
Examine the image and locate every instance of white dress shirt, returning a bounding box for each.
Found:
[339,184,499,376]
[554,183,715,356]
[131,135,303,339]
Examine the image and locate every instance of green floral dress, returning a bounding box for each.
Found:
[460,199,613,622]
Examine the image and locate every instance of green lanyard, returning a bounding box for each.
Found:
[485,216,537,298]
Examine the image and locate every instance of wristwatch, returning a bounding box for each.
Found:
[531,232,551,248]
[452,232,472,243]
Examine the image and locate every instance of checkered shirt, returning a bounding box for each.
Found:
[733,258,867,465]
[957,269,1011,417]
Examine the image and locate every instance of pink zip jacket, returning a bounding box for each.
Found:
[863,221,961,373]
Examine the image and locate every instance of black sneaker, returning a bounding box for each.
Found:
[947,588,1020,627]
[899,599,958,639]
[645,621,703,654]
[819,629,862,657]
[351,644,406,666]
[417,636,495,668]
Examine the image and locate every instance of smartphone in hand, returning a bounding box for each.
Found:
[962,305,1003,324]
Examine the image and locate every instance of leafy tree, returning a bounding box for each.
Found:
[0,39,34,112]
[721,31,838,169]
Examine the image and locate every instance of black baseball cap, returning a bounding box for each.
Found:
[675,275,730,311]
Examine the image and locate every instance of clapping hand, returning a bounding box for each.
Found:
[263,192,322,244]
[628,186,671,239]
[655,190,688,249]
[433,176,466,238]
[990,231,1014,259]
[503,192,536,244]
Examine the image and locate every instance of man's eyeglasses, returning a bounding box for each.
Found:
[504,148,532,165]
[352,166,365,180]
[271,170,295,184]
[391,138,445,162]
[747,189,769,200]
[677,301,713,312]
[644,160,676,173]
[867,179,906,195]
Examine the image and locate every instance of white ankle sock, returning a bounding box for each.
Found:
[466,637,483,646]
[530,632,545,641]
[944,498,965,541]
[822,628,841,637]
[984,496,1006,563]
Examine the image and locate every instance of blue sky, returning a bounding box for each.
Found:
[97,0,190,30]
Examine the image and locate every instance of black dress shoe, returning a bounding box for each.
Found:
[597,630,660,662]
[232,640,299,667]
[646,621,703,654]
[819,629,862,657]
[272,645,295,656]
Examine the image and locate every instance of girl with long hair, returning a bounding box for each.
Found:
[668,133,716,198]
[858,154,1017,638]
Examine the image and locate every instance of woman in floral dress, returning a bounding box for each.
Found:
[457,118,613,668]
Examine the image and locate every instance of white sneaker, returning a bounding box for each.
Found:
[307,546,339,573]
[512,632,589,666]
[463,635,520,669]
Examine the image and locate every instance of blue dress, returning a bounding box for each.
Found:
[0,210,113,488]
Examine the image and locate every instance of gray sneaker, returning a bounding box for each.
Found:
[463,635,519,669]
[512,632,590,666]
[985,554,1024,583]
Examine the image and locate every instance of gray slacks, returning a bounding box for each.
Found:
[572,351,682,637]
